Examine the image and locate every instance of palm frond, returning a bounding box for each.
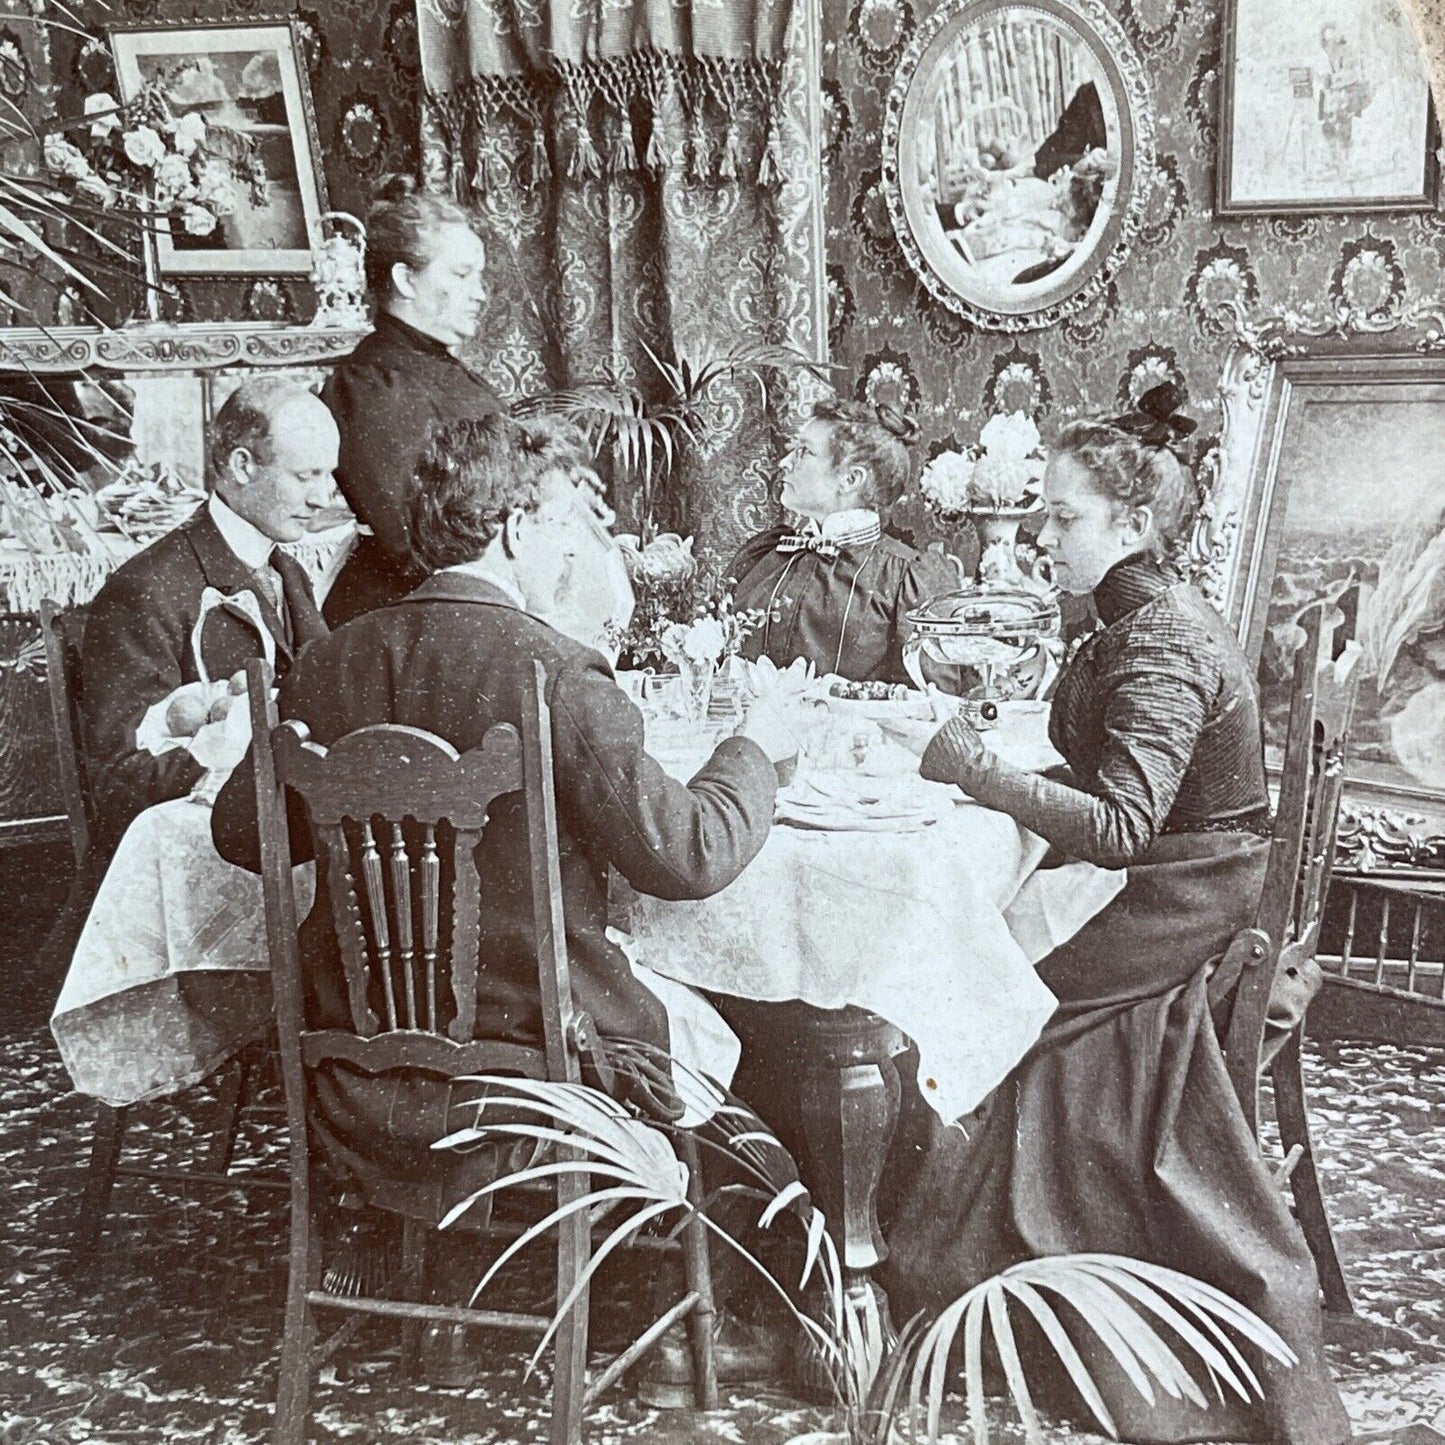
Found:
[906,1253,1295,1445]
[0,198,104,296]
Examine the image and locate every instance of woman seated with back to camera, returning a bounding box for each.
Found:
[879,385,1350,1445]
[728,399,957,685]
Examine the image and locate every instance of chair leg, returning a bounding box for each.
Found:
[273,1201,321,1445]
[205,1055,249,1176]
[549,1166,591,1445]
[76,1103,128,1253]
[678,1135,718,1411]
[1271,1030,1354,1316]
[399,1218,429,1379]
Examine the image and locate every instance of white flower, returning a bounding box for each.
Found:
[122,125,166,168]
[970,452,1042,508]
[84,92,121,139]
[919,450,977,513]
[682,616,726,666]
[152,152,194,201]
[659,622,690,665]
[75,174,116,208]
[196,161,238,217]
[181,203,217,236]
[170,112,207,156]
[42,134,91,180]
[978,410,1041,462]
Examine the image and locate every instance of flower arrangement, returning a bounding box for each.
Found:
[43,76,267,243]
[609,549,764,673]
[919,410,1047,517]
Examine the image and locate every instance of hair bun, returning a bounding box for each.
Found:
[872,401,919,445]
[372,173,419,207]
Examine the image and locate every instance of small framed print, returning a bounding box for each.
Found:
[1216,0,1439,215]
[110,17,329,276]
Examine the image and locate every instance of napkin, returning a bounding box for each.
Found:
[775,769,949,832]
[134,587,275,794]
[738,655,822,704]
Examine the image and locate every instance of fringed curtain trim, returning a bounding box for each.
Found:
[425,50,789,195]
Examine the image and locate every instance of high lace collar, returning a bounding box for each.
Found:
[1093,554,1183,625]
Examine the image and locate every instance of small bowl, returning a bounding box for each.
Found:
[774,754,799,787]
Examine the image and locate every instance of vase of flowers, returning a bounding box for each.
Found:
[912,413,1059,703]
[42,80,267,315]
[610,546,763,696]
[919,411,1049,591]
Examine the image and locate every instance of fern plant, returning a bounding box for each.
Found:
[434,1043,1296,1445]
[515,338,833,547]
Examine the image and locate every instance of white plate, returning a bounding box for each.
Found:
[817,691,937,721]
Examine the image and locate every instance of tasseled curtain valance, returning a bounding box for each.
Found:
[417,0,798,192]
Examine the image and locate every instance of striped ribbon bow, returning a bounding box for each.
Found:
[776,532,841,562]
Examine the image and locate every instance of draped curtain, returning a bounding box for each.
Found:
[416,0,826,556]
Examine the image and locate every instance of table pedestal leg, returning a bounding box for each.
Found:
[801,1055,900,1276]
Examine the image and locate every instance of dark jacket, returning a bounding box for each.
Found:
[80,506,326,858]
[321,313,506,625]
[729,526,958,684]
[212,570,777,1057]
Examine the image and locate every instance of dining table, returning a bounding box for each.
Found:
[626,687,1126,1284]
[50,673,1125,1297]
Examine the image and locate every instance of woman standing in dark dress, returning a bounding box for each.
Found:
[322,180,505,625]
[882,387,1351,1444]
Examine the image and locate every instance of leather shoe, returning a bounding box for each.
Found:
[635,1310,783,1408]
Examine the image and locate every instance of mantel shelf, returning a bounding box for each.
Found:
[0,322,369,375]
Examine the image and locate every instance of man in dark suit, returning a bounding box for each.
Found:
[213,412,794,1156]
[211,412,797,1386]
[81,377,336,858]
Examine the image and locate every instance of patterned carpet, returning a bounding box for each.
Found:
[2,854,1444,1444]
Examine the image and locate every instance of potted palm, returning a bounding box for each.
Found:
[435,1046,1297,1445]
[516,337,832,557]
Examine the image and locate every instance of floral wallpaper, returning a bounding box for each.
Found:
[823,0,1445,538]
[37,0,424,326]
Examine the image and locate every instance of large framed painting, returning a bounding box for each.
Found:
[1216,329,1445,839]
[109,18,328,276]
[1216,0,1438,214]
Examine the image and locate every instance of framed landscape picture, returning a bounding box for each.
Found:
[109,18,328,275]
[1216,0,1438,214]
[1228,345,1445,825]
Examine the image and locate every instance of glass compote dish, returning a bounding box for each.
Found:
[902,586,1060,721]
[913,412,1061,716]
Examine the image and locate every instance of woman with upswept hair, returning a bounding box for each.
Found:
[881,385,1350,1445]
[321,176,504,626]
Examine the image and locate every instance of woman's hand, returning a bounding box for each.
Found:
[874,714,939,758]
[920,714,989,785]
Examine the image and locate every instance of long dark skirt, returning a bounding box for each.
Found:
[881,832,1351,1445]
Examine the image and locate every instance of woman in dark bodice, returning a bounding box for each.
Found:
[322,180,504,626]
[882,388,1350,1445]
[728,399,957,684]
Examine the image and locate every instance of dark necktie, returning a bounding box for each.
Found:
[255,549,306,651]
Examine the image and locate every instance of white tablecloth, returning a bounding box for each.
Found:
[50,798,311,1106]
[631,702,1126,1122]
[50,795,736,1120]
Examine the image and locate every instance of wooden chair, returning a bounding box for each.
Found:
[1213,600,1362,1315]
[38,600,278,1252]
[251,657,717,1445]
